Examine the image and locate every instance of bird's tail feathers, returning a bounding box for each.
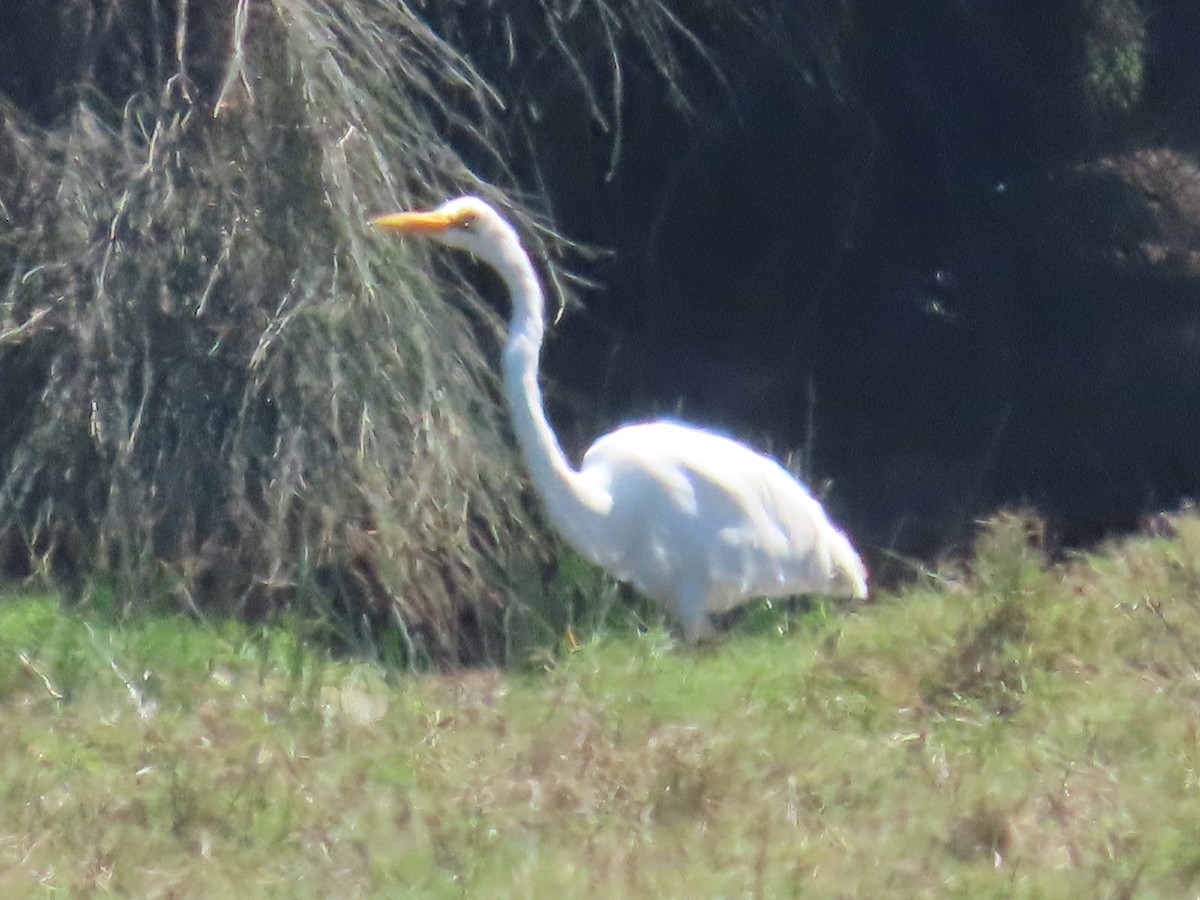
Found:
[827,530,869,599]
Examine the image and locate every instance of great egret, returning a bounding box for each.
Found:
[372,196,868,640]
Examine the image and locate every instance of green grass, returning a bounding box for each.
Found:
[4,511,1200,896]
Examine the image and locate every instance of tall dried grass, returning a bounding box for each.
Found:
[0,0,850,662]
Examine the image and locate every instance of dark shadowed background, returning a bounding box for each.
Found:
[1,0,1198,657]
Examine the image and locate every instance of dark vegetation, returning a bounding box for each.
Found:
[2,0,1200,660]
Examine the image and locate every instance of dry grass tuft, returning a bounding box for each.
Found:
[0,1,553,661]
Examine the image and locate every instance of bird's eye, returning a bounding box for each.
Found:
[456,212,477,230]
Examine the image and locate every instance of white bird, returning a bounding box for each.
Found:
[372,196,868,640]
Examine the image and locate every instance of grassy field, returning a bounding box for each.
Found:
[2,511,1200,897]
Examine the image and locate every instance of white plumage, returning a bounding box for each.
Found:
[373,196,867,640]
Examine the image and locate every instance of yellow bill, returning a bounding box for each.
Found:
[369,210,455,234]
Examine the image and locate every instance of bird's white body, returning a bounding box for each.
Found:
[568,421,868,627]
[373,196,868,639]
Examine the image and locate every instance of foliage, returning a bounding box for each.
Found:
[4,511,1200,893]
[0,0,554,661]
[1083,0,1146,115]
[0,0,864,662]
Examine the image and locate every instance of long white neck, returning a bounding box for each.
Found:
[493,233,610,547]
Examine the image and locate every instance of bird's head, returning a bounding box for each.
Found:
[371,195,517,271]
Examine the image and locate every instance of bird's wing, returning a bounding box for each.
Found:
[580,422,846,587]
[583,421,820,525]
[583,424,816,556]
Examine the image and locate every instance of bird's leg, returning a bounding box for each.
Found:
[676,583,716,643]
[683,616,716,643]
